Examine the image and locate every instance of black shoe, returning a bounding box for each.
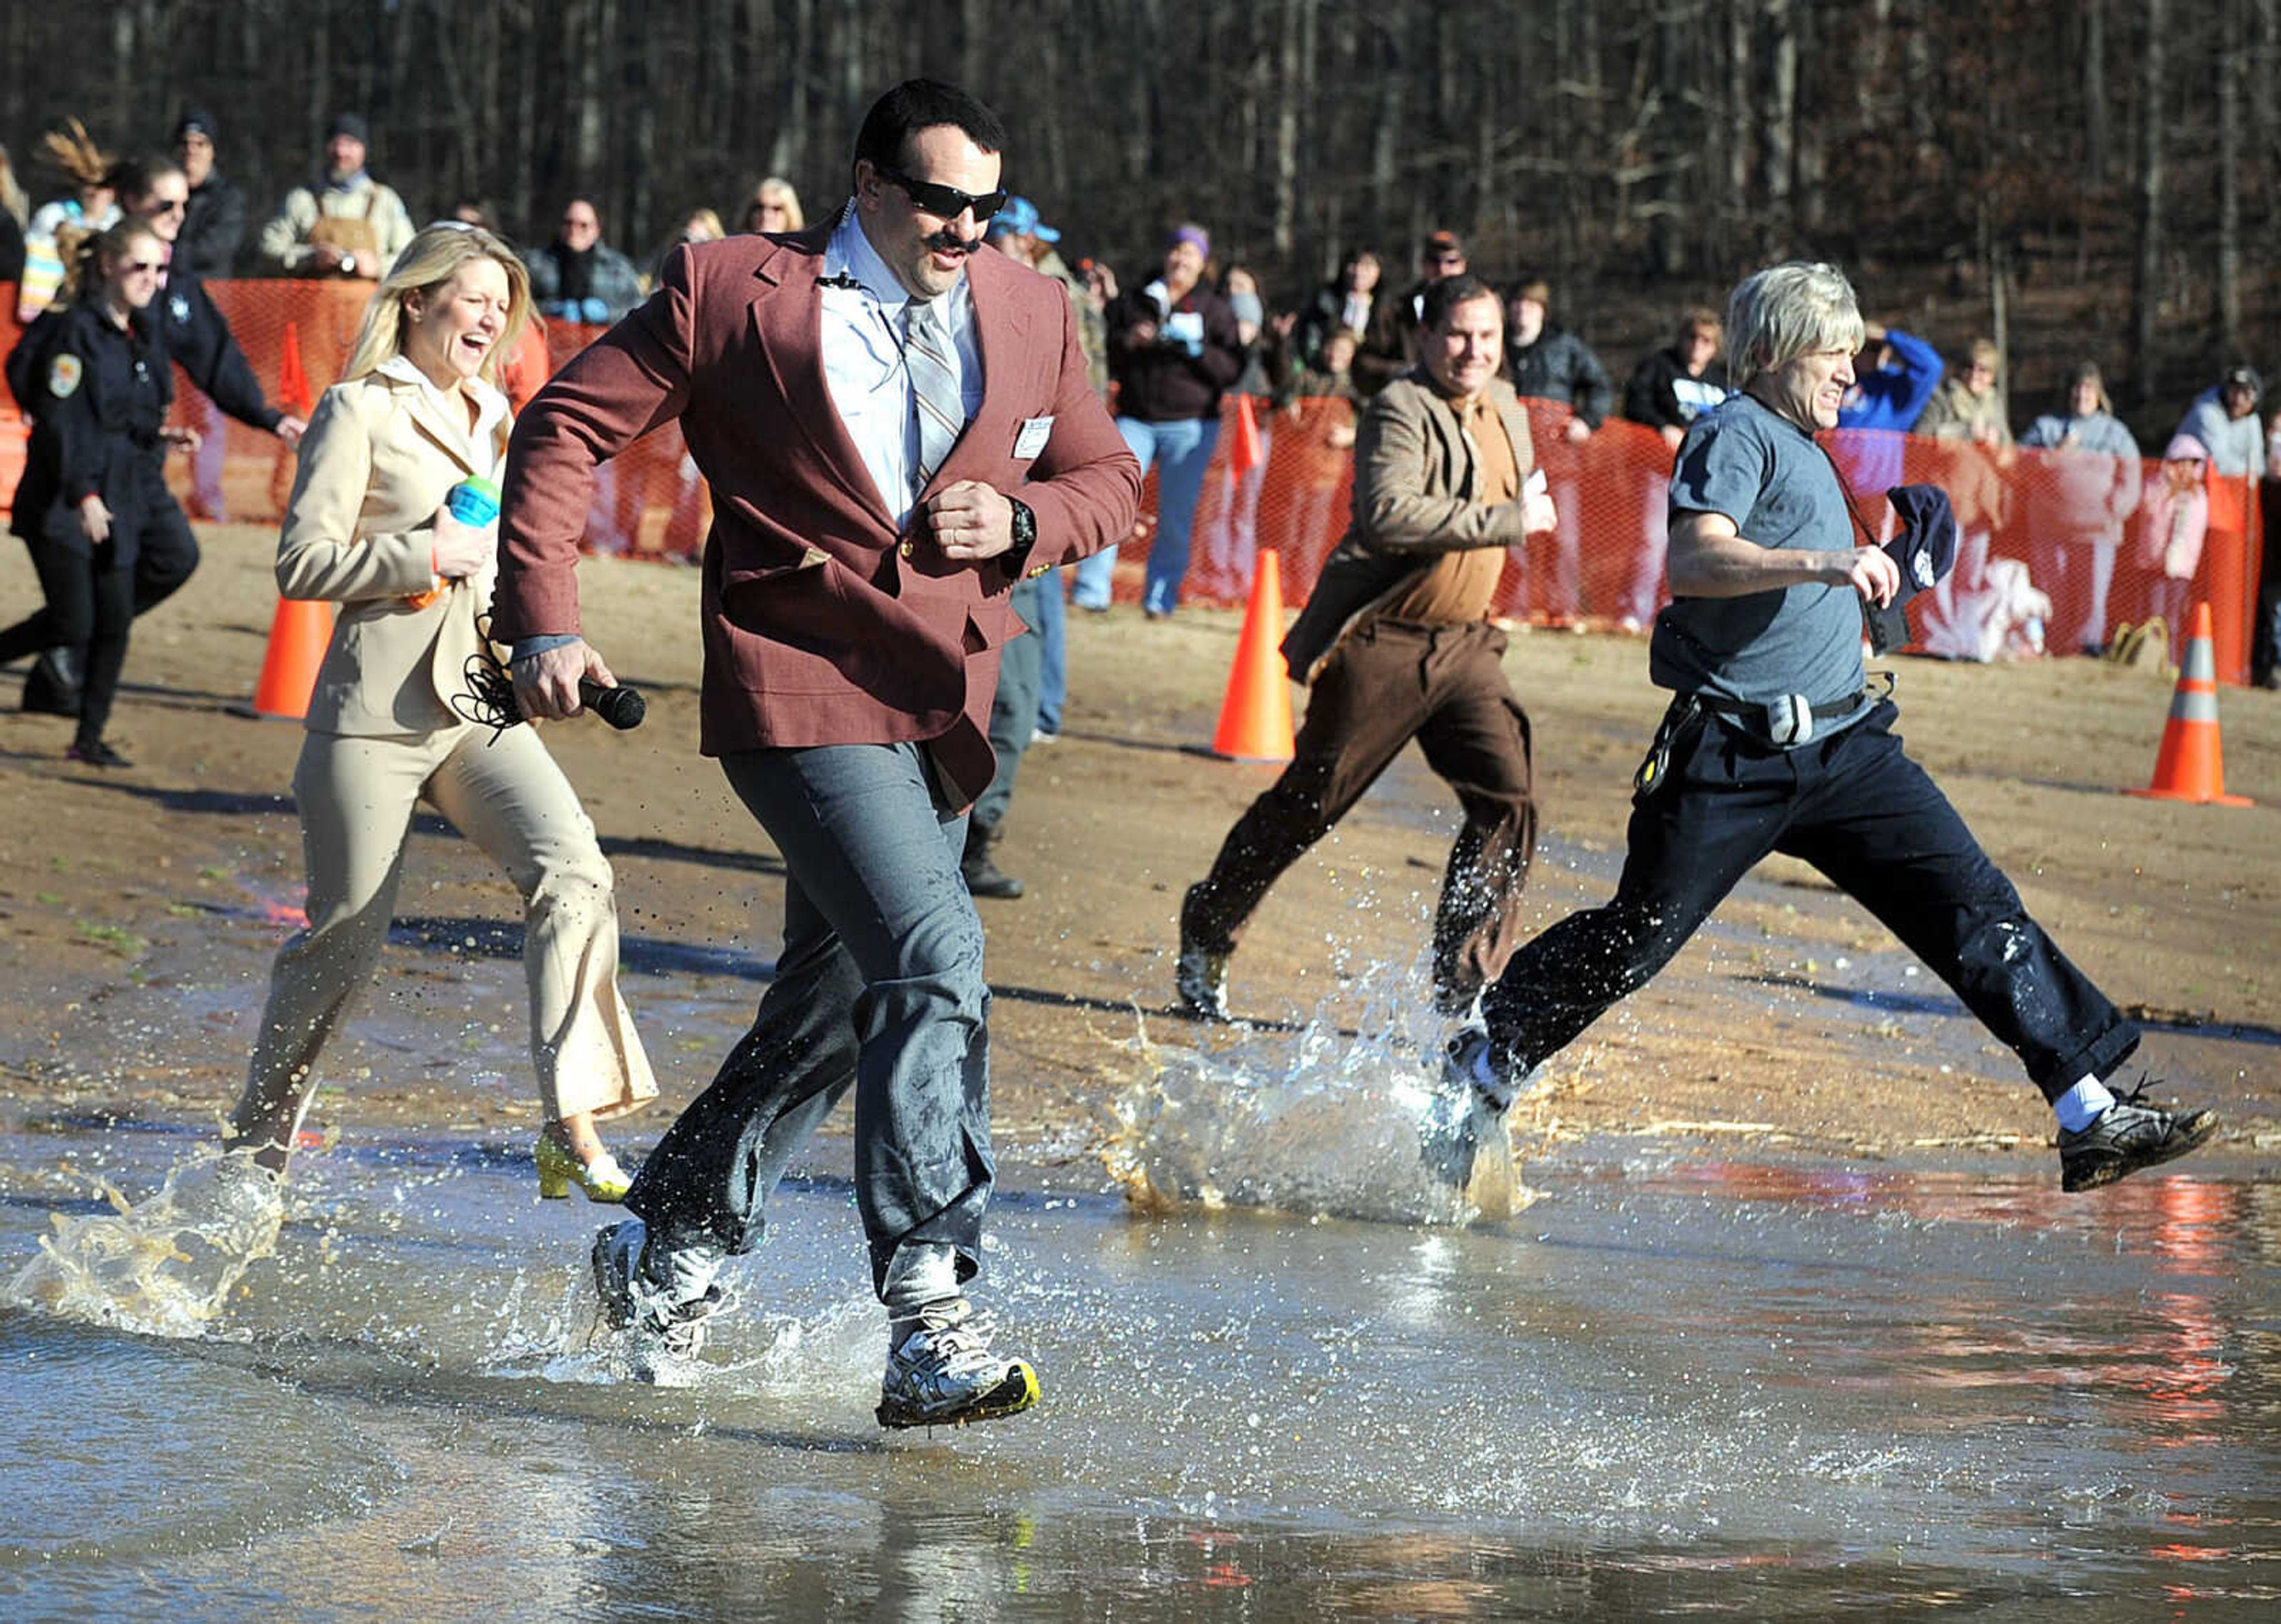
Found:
[66,738,131,769]
[1174,886,1233,1021]
[2058,1078,2219,1192]
[961,823,1024,900]
[21,651,82,718]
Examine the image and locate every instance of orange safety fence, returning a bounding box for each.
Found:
[1,281,2264,683]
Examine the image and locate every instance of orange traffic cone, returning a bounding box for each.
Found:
[1228,393,1264,479]
[2126,601,2252,807]
[1210,551,1296,762]
[230,598,335,722]
[276,321,314,416]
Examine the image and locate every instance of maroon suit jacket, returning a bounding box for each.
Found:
[492,222,1140,803]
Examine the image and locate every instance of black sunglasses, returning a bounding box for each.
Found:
[877,166,1007,223]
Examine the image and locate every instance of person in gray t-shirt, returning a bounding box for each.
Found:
[1651,391,1874,727]
[1433,261,2214,1202]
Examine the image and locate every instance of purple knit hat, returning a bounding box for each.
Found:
[1169,223,1211,260]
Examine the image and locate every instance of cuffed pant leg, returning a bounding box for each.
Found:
[1778,707,2140,1099]
[229,732,429,1158]
[423,724,657,1123]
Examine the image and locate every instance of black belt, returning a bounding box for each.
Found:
[1692,688,1869,726]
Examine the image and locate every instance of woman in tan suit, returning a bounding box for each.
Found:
[226,223,656,1200]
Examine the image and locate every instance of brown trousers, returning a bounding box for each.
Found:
[1183,617,1537,1012]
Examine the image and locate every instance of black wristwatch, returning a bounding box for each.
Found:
[1004,495,1038,573]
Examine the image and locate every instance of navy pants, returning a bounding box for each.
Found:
[1478,700,2140,1100]
[625,742,994,1297]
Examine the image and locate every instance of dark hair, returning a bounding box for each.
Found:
[1420,273,1500,333]
[851,80,1006,178]
[109,154,186,207]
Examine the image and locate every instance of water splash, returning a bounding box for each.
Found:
[6,1151,284,1337]
[1102,955,1538,1226]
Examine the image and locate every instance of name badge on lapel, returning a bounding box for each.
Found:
[1013,415,1054,459]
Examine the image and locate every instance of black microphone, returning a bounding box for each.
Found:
[577,678,646,730]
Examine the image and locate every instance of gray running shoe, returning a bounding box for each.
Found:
[876,1297,1041,1429]
[2059,1080,2218,1192]
[1420,1026,1542,1190]
[1443,1025,1534,1113]
[590,1219,725,1388]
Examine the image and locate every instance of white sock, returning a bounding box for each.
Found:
[2054,1077,2118,1133]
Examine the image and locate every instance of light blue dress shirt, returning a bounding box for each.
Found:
[820,202,985,528]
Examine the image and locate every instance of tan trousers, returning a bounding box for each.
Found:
[228,722,658,1158]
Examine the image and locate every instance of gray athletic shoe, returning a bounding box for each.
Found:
[1443,1025,1534,1113]
[2059,1080,2218,1192]
[876,1297,1041,1429]
[1420,1025,1542,1190]
[590,1219,725,1388]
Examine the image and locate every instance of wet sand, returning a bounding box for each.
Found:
[1,523,2275,1178]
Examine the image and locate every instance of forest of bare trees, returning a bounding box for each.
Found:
[7,0,2277,416]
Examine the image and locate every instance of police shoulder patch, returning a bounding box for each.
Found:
[48,354,83,399]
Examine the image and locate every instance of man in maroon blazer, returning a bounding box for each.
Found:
[494,80,1139,1424]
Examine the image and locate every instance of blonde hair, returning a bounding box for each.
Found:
[341,223,531,384]
[39,119,113,196]
[748,177,803,231]
[58,217,161,307]
[1723,262,1866,384]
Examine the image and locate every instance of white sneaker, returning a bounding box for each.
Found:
[590,1219,725,1388]
[876,1297,1041,1429]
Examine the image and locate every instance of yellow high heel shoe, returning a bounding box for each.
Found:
[536,1135,632,1203]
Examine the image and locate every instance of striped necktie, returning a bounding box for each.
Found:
[904,296,963,497]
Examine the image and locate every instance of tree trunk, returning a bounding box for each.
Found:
[1762,0,1796,247]
[2083,0,2110,185]
[2129,0,2166,406]
[1272,0,1304,260]
[2217,0,2244,353]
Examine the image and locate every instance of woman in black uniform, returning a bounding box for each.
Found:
[0,217,197,764]
[11,155,310,721]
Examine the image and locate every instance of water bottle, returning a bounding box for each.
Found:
[407,477,502,608]
[446,475,501,527]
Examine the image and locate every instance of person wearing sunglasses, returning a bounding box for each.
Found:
[494,79,1139,1423]
[11,155,311,720]
[1354,229,1468,397]
[526,198,646,326]
[0,219,197,764]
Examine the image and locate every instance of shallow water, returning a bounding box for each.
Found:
[2,1104,2274,1620]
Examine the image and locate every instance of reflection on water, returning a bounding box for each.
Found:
[0,1119,2274,1619]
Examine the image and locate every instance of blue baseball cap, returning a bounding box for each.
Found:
[988,195,1060,244]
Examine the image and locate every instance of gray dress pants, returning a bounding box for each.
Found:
[625,741,994,1297]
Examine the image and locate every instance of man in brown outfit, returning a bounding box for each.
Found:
[1177,274,1552,1023]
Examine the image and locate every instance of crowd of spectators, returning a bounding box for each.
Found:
[4,110,2279,684]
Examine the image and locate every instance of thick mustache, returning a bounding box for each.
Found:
[922,229,982,255]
